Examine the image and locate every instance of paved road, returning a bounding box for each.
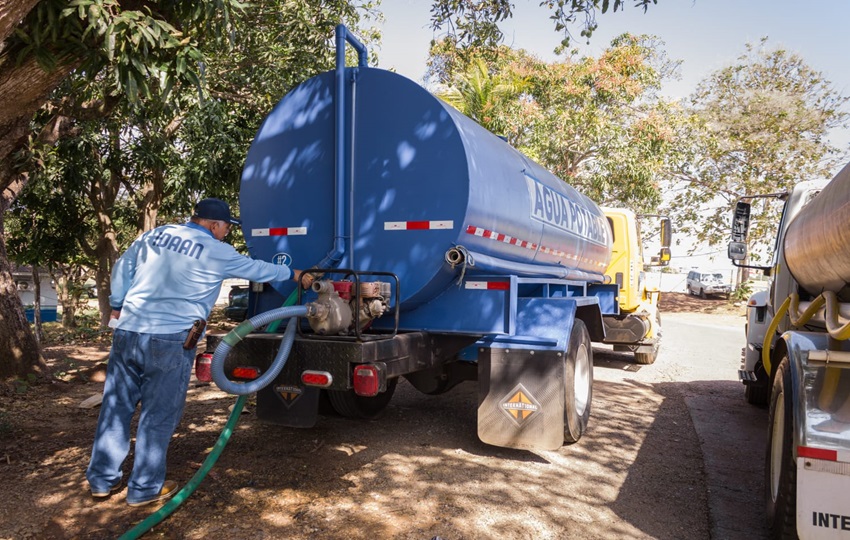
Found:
[595,311,768,540]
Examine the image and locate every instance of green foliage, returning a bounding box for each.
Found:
[436,57,529,135]
[428,0,658,50]
[432,34,686,212]
[731,281,754,302]
[667,39,849,252]
[4,0,244,103]
[6,1,382,327]
[429,0,512,49]
[13,373,38,394]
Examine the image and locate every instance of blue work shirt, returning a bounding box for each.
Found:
[109,221,292,333]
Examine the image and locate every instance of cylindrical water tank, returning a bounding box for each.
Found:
[240,68,611,308]
[784,162,850,299]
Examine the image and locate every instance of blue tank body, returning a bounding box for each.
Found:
[240,67,611,310]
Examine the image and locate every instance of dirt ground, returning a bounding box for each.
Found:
[0,293,749,540]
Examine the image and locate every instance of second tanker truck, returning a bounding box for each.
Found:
[729,163,850,539]
[206,25,669,452]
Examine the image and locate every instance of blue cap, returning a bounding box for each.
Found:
[193,198,241,225]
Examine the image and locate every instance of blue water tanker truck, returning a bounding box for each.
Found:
[207,26,620,451]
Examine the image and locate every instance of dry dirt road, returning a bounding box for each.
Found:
[0,304,769,540]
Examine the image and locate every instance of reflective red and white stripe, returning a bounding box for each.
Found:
[465,225,606,268]
[252,227,307,237]
[799,446,850,463]
[467,225,538,250]
[465,281,510,290]
[384,220,454,230]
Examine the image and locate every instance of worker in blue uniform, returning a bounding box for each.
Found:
[86,198,312,506]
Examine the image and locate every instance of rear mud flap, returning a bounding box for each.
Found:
[477,348,564,451]
[257,382,320,428]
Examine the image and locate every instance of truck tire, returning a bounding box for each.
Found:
[765,357,797,539]
[634,313,662,365]
[327,378,398,420]
[745,382,769,406]
[745,363,769,406]
[564,320,593,444]
[699,288,706,299]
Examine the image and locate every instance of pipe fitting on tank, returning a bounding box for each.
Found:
[445,246,473,268]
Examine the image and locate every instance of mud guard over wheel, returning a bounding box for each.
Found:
[477,315,595,451]
[327,378,398,419]
[564,320,593,443]
[765,357,797,539]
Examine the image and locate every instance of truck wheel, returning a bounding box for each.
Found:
[327,378,398,420]
[564,320,593,444]
[634,313,662,365]
[699,288,706,299]
[765,357,797,539]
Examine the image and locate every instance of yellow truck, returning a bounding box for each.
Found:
[601,208,671,364]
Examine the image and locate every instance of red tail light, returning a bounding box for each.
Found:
[353,365,380,397]
[301,370,333,388]
[231,366,261,380]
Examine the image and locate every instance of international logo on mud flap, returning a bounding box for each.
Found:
[275,385,302,407]
[500,384,540,425]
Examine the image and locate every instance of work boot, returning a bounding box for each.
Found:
[91,480,122,498]
[127,480,179,507]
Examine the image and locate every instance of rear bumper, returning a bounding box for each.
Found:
[205,331,477,391]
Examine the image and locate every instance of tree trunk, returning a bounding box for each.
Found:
[0,212,45,378]
[52,268,76,329]
[0,46,80,378]
[95,261,113,328]
[0,0,41,45]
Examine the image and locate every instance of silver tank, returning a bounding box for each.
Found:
[784,162,850,299]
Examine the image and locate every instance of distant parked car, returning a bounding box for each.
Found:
[224,285,249,322]
[686,271,731,299]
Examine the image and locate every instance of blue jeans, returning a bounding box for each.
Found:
[86,328,194,503]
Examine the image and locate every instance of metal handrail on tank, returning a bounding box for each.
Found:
[320,24,369,270]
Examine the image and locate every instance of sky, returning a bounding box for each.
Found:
[375,0,850,104]
[372,0,850,273]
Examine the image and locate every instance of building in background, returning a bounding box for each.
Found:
[12,265,59,322]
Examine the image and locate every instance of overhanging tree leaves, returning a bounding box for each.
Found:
[2,0,380,379]
[0,0,241,379]
[429,0,658,50]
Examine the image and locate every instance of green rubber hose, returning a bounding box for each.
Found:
[118,394,247,540]
[119,288,300,539]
